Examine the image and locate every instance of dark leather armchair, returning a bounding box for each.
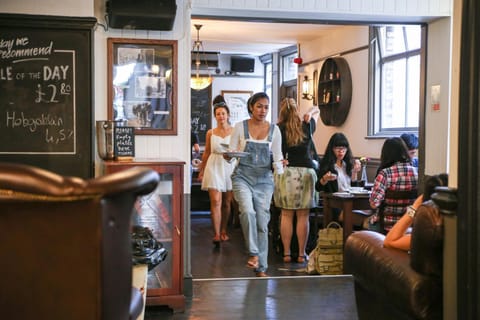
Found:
[345,201,443,320]
[0,163,159,320]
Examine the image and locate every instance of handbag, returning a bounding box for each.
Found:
[306,221,343,275]
[131,225,168,271]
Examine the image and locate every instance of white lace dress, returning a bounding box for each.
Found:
[201,134,236,192]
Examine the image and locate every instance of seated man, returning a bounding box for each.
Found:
[400,133,419,168]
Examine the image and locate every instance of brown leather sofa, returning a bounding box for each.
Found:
[0,162,159,320]
[344,201,443,320]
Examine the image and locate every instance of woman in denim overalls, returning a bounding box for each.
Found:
[228,92,284,277]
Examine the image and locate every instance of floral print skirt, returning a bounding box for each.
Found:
[273,166,318,210]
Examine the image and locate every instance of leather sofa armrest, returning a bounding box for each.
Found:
[345,231,442,319]
[0,163,159,198]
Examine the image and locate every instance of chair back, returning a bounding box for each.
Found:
[378,188,418,233]
[0,163,159,320]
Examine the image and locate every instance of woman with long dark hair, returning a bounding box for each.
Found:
[369,137,418,232]
[316,132,361,193]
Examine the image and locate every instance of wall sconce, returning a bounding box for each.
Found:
[302,75,313,100]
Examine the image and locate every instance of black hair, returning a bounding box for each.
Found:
[378,137,411,172]
[212,94,226,107]
[423,174,448,201]
[247,92,269,115]
[319,132,355,176]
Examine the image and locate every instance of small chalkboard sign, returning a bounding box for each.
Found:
[114,126,135,158]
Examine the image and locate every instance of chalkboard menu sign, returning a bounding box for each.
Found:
[0,14,96,178]
[190,86,211,145]
[114,126,135,158]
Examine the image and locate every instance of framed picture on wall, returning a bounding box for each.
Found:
[107,38,177,135]
[221,90,253,126]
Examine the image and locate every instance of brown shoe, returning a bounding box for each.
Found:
[256,272,268,277]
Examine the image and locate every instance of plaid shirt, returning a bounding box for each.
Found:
[369,162,418,231]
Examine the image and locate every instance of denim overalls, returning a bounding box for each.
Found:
[232,120,275,273]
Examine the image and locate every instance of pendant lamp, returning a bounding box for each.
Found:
[191,24,212,90]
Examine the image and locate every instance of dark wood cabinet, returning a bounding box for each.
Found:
[103,159,185,312]
[318,57,352,126]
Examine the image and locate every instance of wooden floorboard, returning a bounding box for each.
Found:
[144,213,359,319]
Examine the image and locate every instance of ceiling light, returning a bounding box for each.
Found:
[191,24,212,90]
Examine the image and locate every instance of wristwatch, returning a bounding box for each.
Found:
[406,206,416,218]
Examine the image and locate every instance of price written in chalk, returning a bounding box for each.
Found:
[114,126,135,157]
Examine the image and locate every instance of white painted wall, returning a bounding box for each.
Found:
[192,0,452,22]
[425,18,451,175]
[0,0,93,16]
[299,26,385,160]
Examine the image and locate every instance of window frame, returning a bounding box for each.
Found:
[367,25,426,138]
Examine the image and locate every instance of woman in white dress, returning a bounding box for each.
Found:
[198,96,236,246]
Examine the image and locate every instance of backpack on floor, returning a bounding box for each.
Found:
[306,221,343,275]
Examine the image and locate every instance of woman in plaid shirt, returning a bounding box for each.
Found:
[369,137,418,233]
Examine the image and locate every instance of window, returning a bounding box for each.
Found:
[369,25,424,136]
[282,52,297,82]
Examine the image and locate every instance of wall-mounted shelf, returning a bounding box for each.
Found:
[318,57,352,126]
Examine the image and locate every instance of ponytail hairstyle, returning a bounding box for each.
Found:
[247,92,269,115]
[278,97,305,146]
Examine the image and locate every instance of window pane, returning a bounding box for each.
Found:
[282,53,297,82]
[379,26,406,57]
[381,59,406,129]
[406,56,420,127]
[404,25,421,50]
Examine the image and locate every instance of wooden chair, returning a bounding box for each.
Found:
[378,188,418,233]
[0,163,159,320]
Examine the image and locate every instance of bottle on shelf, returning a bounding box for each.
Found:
[336,71,340,79]
[325,90,331,103]
[336,89,341,102]
[322,88,327,104]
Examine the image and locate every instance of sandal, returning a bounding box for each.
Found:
[297,255,308,263]
[246,256,259,269]
[220,232,230,241]
[282,254,292,263]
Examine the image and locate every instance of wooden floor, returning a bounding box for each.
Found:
[144,212,359,319]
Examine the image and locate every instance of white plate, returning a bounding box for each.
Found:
[350,190,371,196]
[332,192,353,197]
[223,151,250,158]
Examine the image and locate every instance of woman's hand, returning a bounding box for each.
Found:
[320,171,337,185]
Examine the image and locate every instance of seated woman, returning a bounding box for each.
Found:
[316,132,361,193]
[383,173,448,250]
[369,137,418,233]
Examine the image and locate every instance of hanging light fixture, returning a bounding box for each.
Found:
[191,24,212,90]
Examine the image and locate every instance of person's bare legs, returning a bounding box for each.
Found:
[208,189,222,244]
[280,209,294,262]
[296,209,310,262]
[220,190,233,240]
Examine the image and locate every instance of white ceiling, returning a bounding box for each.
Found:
[191,19,340,56]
